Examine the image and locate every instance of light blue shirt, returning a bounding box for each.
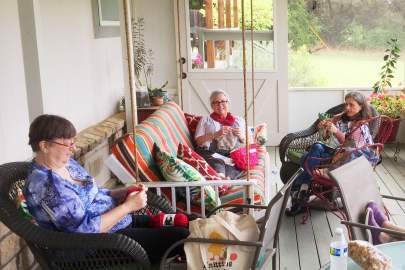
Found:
[23,158,131,233]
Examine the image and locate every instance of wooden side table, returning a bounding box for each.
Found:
[137,106,159,123]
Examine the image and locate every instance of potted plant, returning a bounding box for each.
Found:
[132,17,170,106]
[370,38,405,142]
[149,81,169,106]
[372,38,401,94]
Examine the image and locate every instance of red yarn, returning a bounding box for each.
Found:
[126,186,189,228]
[126,186,143,195]
[148,212,189,228]
[230,145,259,170]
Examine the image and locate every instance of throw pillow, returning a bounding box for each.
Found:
[253,123,268,146]
[153,143,219,210]
[184,113,202,139]
[177,143,230,195]
[177,143,221,180]
[15,188,36,224]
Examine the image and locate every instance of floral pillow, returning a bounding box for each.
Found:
[15,188,36,224]
[253,123,268,146]
[177,143,230,195]
[184,113,202,139]
[153,143,219,210]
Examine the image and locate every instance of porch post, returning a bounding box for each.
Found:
[17,0,44,121]
[119,0,140,181]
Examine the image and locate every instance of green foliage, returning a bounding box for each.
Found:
[288,0,405,50]
[148,81,168,99]
[132,18,146,86]
[238,0,273,30]
[189,0,204,10]
[288,0,319,49]
[372,38,401,93]
[288,45,327,87]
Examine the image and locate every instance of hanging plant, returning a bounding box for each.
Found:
[372,38,401,94]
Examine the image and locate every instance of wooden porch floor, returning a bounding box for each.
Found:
[268,144,405,270]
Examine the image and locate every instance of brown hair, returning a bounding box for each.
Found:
[344,91,371,120]
[28,114,76,152]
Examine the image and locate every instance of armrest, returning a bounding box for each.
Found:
[207,203,267,217]
[142,179,256,188]
[160,238,265,270]
[341,220,405,239]
[24,224,150,267]
[381,194,405,202]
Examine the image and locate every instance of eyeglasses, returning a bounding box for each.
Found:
[212,100,228,106]
[46,140,75,150]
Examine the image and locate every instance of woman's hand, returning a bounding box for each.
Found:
[325,121,338,134]
[214,126,232,138]
[122,186,147,213]
[232,128,245,142]
[318,120,328,129]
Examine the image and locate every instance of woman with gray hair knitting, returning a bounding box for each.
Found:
[194,90,245,179]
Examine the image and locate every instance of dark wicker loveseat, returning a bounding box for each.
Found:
[0,162,174,270]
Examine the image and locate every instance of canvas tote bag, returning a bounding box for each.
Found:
[184,211,259,270]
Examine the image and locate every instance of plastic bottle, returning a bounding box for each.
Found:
[329,227,348,270]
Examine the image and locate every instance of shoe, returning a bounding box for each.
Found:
[285,190,308,217]
[365,208,382,245]
[366,201,388,227]
[286,202,304,216]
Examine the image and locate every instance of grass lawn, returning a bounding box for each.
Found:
[308,49,405,88]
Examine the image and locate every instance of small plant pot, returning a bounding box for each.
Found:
[151,96,164,106]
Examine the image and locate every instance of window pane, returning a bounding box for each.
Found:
[288,0,405,88]
[188,0,274,70]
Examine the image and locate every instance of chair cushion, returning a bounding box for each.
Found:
[287,149,306,164]
[184,112,202,140]
[153,144,220,210]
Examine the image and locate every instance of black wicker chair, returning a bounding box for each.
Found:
[279,104,345,183]
[0,162,174,270]
[279,104,381,184]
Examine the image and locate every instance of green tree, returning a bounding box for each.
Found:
[288,0,320,49]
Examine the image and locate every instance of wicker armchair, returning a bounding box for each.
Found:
[0,162,174,270]
[279,104,345,183]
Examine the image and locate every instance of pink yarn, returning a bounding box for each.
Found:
[230,145,259,170]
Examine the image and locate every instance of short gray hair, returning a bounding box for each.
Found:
[209,90,230,104]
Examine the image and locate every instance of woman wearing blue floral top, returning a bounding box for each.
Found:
[24,114,188,262]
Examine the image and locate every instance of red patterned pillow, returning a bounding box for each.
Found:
[177,143,231,195]
[177,143,221,180]
[184,113,202,139]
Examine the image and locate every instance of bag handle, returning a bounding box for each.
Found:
[212,213,244,241]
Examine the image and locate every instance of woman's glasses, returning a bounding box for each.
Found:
[46,140,75,150]
[212,100,228,106]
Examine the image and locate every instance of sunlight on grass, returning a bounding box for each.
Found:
[309,49,405,88]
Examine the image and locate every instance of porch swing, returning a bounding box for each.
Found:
[109,0,275,219]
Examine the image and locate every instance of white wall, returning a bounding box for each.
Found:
[0,0,31,164]
[0,0,126,164]
[36,0,124,131]
[132,0,178,97]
